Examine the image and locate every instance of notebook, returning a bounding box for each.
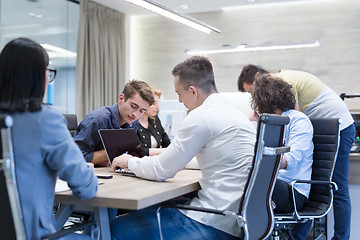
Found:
[98,128,144,164]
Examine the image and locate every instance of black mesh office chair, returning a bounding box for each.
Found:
[0,114,96,240]
[157,114,290,240]
[63,114,78,136]
[273,118,341,240]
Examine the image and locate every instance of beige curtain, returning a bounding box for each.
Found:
[76,0,125,121]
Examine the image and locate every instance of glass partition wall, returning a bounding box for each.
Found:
[0,0,79,113]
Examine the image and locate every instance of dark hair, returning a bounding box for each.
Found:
[172,56,218,94]
[122,80,155,105]
[250,73,295,114]
[0,38,49,112]
[237,64,269,92]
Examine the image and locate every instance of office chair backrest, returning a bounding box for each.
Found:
[0,115,26,240]
[298,118,340,217]
[240,114,290,240]
[63,114,78,136]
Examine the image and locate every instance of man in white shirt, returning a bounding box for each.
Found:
[110,56,256,240]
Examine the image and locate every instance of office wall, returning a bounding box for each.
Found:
[0,0,79,114]
[129,0,360,111]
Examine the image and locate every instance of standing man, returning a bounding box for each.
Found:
[110,56,256,240]
[73,80,155,166]
[238,65,355,240]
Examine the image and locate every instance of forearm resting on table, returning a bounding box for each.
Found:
[148,149,199,169]
[185,157,200,170]
[149,148,166,156]
[91,150,109,166]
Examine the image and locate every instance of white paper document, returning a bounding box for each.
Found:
[55,179,70,192]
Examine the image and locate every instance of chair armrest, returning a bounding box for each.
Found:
[161,203,226,215]
[291,180,338,190]
[288,180,338,220]
[159,203,244,228]
[161,203,242,220]
[263,146,290,156]
[157,203,245,239]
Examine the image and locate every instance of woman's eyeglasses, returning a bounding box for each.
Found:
[47,68,57,83]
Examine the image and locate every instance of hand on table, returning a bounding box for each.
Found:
[111,154,133,171]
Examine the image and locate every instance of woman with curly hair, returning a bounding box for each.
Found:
[251,73,314,215]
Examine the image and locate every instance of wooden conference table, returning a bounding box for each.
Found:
[54,167,201,240]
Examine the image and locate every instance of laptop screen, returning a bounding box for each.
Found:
[98,129,144,163]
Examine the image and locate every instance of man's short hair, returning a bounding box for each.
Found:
[237,64,269,92]
[172,56,218,94]
[122,80,155,105]
[250,73,295,114]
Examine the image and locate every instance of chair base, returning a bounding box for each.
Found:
[272,222,296,240]
[313,217,328,240]
[272,216,328,240]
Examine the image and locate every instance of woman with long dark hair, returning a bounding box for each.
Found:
[0,38,98,240]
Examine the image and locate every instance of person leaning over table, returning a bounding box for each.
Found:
[250,73,314,237]
[0,37,98,240]
[238,64,355,240]
[137,88,171,156]
[73,80,155,167]
[110,56,257,240]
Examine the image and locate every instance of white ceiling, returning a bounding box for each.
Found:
[91,0,317,15]
[0,0,322,35]
[0,0,324,66]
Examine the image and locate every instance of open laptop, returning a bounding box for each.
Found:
[98,129,144,176]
